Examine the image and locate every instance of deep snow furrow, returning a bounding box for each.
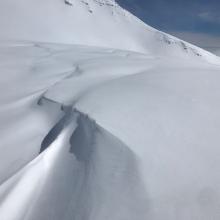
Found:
[61,110,149,220]
[37,96,72,153]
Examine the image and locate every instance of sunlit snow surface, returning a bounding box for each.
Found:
[0,42,220,220]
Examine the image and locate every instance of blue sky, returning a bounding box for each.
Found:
[118,0,220,53]
[118,0,220,34]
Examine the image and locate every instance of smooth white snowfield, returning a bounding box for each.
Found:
[0,42,220,220]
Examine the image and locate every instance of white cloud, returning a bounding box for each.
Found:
[198,11,220,23]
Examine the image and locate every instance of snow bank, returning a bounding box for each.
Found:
[0,102,149,220]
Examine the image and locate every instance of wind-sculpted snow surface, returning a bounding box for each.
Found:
[0,107,148,220]
[0,42,220,219]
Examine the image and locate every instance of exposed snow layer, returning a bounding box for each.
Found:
[0,42,220,219]
[0,0,219,64]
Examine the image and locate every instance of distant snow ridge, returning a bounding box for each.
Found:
[64,0,119,9]
[74,0,126,15]
[94,0,118,6]
[155,32,203,57]
[0,0,219,63]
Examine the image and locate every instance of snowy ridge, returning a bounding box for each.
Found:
[0,0,219,63]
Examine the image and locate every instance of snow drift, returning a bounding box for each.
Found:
[0,42,220,220]
[0,0,220,219]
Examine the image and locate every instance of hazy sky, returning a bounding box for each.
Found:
[118,0,220,54]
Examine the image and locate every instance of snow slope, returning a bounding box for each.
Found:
[0,42,220,220]
[0,0,219,63]
[0,0,220,219]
